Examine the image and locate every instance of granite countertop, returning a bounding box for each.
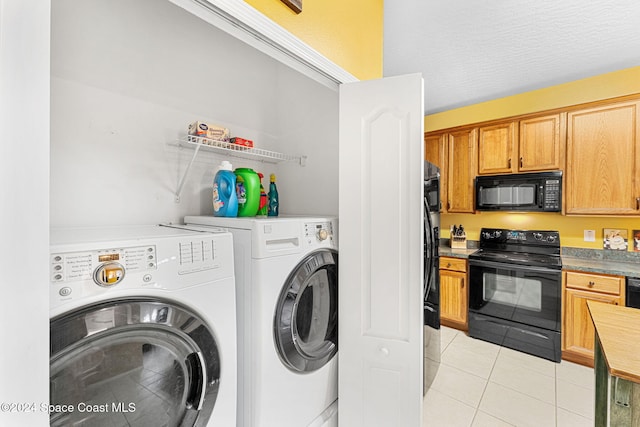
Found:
[561,247,640,277]
[561,256,640,278]
[588,301,640,383]
[438,246,477,258]
[438,244,640,277]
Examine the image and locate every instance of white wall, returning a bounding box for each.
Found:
[0,0,50,424]
[50,0,338,227]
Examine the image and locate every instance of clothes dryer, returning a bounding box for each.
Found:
[49,225,237,427]
[184,216,339,427]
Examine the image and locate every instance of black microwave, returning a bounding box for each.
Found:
[475,171,562,212]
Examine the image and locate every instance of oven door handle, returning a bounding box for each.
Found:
[469,259,561,275]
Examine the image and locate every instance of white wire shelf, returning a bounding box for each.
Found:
[174,135,306,203]
[179,135,305,164]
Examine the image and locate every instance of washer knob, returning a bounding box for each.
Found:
[94,262,125,287]
[318,229,329,241]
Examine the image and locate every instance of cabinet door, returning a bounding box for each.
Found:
[440,269,467,330]
[478,122,517,174]
[563,288,621,367]
[566,101,640,215]
[447,129,477,213]
[519,113,564,172]
[425,134,448,213]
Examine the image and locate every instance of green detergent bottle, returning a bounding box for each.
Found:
[234,167,260,216]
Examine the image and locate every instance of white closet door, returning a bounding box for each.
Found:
[338,74,424,427]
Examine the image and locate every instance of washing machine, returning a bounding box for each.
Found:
[49,225,237,427]
[184,215,339,427]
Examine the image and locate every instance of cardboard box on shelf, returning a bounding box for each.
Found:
[188,121,230,142]
[230,137,254,148]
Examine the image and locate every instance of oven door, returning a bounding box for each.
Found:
[468,260,561,332]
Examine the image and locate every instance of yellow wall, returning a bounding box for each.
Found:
[425,66,640,132]
[442,212,640,250]
[244,0,383,80]
[430,66,640,250]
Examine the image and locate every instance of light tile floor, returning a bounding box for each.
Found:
[424,326,595,427]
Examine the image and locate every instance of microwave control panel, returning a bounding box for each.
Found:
[542,178,561,211]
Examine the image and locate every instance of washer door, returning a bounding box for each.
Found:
[50,299,220,427]
[274,249,338,373]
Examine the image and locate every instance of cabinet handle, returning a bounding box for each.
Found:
[636,197,640,210]
[520,157,523,168]
[461,282,465,289]
[508,158,511,168]
[447,201,451,210]
[588,281,595,287]
[446,263,452,268]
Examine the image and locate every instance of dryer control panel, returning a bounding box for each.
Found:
[304,221,336,247]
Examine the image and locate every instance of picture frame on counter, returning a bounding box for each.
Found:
[603,228,628,251]
[633,229,640,252]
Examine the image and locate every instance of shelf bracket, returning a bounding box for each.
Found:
[175,143,202,203]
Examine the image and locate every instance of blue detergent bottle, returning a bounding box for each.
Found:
[268,173,279,216]
[213,160,238,217]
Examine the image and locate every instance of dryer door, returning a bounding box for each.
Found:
[49,299,220,427]
[274,249,338,373]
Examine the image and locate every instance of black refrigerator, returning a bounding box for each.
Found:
[423,160,441,394]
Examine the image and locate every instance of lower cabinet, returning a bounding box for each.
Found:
[562,270,624,367]
[439,256,468,330]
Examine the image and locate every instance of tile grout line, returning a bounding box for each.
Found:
[469,340,504,426]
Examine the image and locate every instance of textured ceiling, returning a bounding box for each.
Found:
[383,0,640,116]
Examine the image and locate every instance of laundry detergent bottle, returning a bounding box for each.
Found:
[234,167,260,217]
[257,172,268,216]
[268,173,279,217]
[213,160,238,217]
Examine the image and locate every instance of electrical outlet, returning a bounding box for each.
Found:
[584,230,596,242]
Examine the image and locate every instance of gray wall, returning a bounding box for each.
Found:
[51,0,339,227]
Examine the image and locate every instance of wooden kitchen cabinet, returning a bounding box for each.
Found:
[478,121,518,174]
[566,100,640,215]
[519,113,565,172]
[424,128,477,213]
[477,114,564,175]
[424,134,447,213]
[447,129,478,213]
[439,257,468,330]
[562,270,625,367]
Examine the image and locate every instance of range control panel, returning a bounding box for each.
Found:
[479,228,560,247]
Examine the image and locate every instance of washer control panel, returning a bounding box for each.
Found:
[50,245,157,286]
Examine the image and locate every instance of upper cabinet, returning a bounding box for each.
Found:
[477,114,565,175]
[519,113,565,172]
[424,128,477,214]
[478,122,517,174]
[424,134,448,213]
[447,129,478,213]
[566,100,640,215]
